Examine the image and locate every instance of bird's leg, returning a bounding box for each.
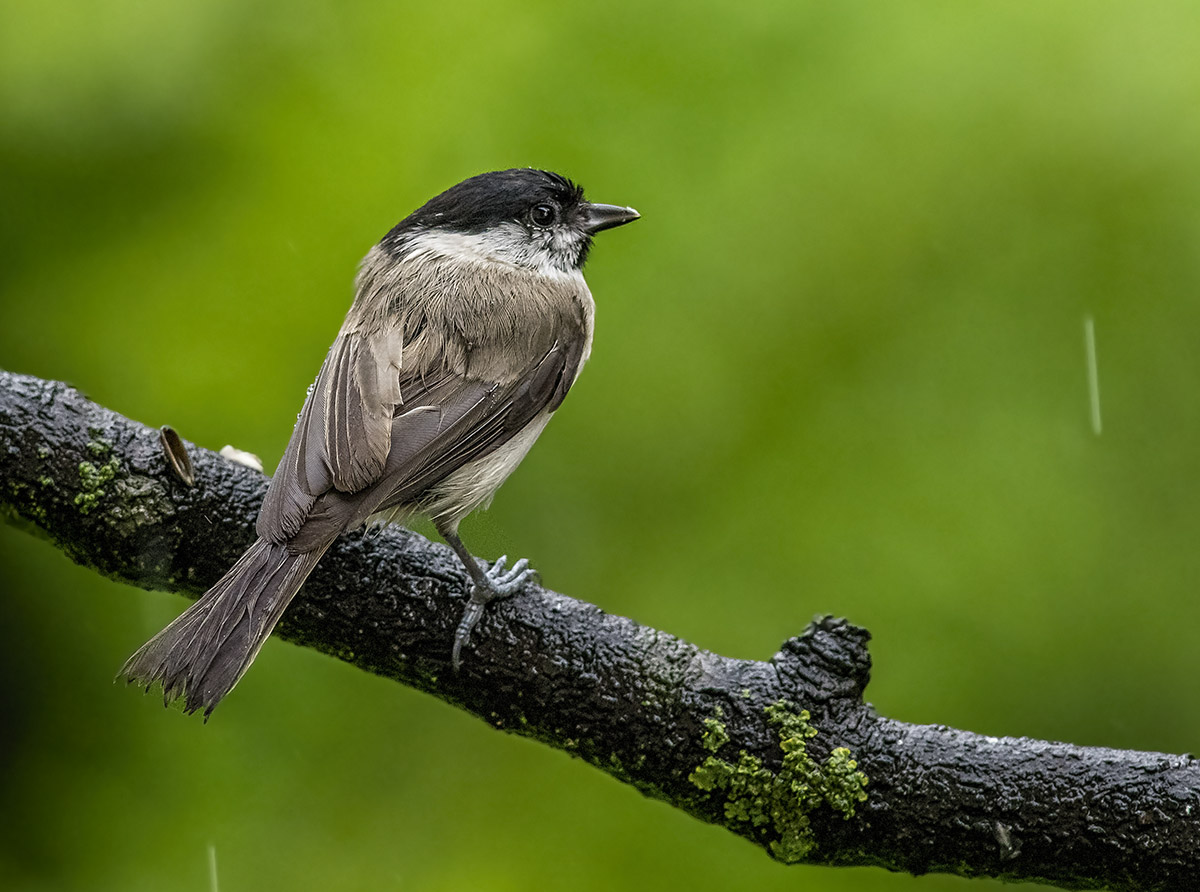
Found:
[438,527,536,671]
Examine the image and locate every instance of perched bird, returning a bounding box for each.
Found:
[121,169,639,716]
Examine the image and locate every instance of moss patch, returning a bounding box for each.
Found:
[688,700,868,863]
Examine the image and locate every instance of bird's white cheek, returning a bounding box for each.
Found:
[400,225,584,279]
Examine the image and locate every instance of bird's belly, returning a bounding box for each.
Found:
[420,410,554,524]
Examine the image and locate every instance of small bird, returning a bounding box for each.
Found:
[121,169,639,716]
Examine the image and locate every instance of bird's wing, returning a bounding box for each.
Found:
[257,322,404,542]
[284,333,585,553]
[257,313,586,549]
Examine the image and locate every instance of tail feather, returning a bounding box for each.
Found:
[120,538,328,717]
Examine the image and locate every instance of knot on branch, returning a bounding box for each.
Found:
[771,615,870,704]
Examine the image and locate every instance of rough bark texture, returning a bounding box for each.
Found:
[1,368,1197,890]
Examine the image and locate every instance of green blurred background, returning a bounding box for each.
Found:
[3,1,1199,889]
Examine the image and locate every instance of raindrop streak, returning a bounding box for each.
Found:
[208,844,219,892]
[1084,315,1102,436]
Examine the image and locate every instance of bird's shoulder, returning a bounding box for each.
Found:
[348,244,593,378]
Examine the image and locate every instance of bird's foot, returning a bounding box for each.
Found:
[451,556,536,671]
[485,554,534,595]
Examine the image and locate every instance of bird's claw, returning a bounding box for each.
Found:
[451,555,536,672]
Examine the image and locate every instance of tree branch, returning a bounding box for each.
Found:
[1,368,1196,890]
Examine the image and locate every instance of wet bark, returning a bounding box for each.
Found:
[1,368,1196,890]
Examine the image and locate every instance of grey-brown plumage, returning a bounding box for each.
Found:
[121,169,638,716]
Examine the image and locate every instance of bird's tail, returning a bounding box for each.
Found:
[120,538,328,717]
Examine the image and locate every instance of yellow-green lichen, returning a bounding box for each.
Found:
[75,457,119,514]
[2,480,49,529]
[688,700,868,863]
[700,714,730,753]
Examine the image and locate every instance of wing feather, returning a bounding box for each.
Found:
[258,325,402,542]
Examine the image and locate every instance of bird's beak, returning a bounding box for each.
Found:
[581,203,640,234]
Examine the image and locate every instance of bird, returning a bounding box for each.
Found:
[121,168,639,716]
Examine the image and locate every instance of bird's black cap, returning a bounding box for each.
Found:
[391,169,585,237]
[380,169,637,268]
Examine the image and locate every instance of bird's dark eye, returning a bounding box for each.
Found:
[530,203,557,227]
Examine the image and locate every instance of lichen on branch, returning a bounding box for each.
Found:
[689,701,868,863]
